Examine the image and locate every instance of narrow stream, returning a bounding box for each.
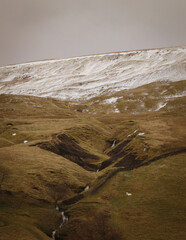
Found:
[52,205,68,240]
[52,182,90,239]
[60,211,68,228]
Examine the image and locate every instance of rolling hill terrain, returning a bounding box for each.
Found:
[0,46,186,240]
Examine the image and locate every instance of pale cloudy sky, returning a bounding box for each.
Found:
[0,0,185,66]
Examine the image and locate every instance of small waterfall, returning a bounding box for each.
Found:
[61,211,68,223]
[52,230,56,240]
[96,169,99,172]
[55,205,59,211]
[111,140,116,148]
[59,222,63,229]
[84,185,89,191]
[133,129,138,134]
[127,129,138,137]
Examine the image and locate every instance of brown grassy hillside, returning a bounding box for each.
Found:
[0,80,186,240]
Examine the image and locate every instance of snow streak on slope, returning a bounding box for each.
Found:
[0,47,186,100]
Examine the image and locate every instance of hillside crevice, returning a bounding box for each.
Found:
[34,134,99,171]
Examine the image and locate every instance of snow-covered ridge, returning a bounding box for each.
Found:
[0,46,186,100]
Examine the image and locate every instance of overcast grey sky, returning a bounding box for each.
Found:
[0,0,185,66]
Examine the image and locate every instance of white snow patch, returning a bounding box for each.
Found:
[82,109,89,113]
[165,91,186,99]
[126,192,132,196]
[114,108,120,113]
[12,133,16,136]
[103,97,119,104]
[24,140,28,143]
[138,132,144,136]
[161,90,167,95]
[155,102,167,111]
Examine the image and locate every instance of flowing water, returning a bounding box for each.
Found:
[51,205,68,240]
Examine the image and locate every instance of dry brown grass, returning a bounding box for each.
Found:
[0,79,185,239]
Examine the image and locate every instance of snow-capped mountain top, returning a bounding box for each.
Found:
[0,46,186,100]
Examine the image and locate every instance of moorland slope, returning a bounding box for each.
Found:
[0,47,186,240]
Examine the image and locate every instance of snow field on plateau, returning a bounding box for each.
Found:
[0,46,186,100]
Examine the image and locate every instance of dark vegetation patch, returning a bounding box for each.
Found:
[114,153,141,170]
[34,134,99,171]
[99,157,117,170]
[103,139,118,152]
[73,186,86,194]
[100,140,131,170]
[108,140,131,156]
[139,148,186,168]
[115,148,186,171]
[62,193,84,205]
[115,148,186,172]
